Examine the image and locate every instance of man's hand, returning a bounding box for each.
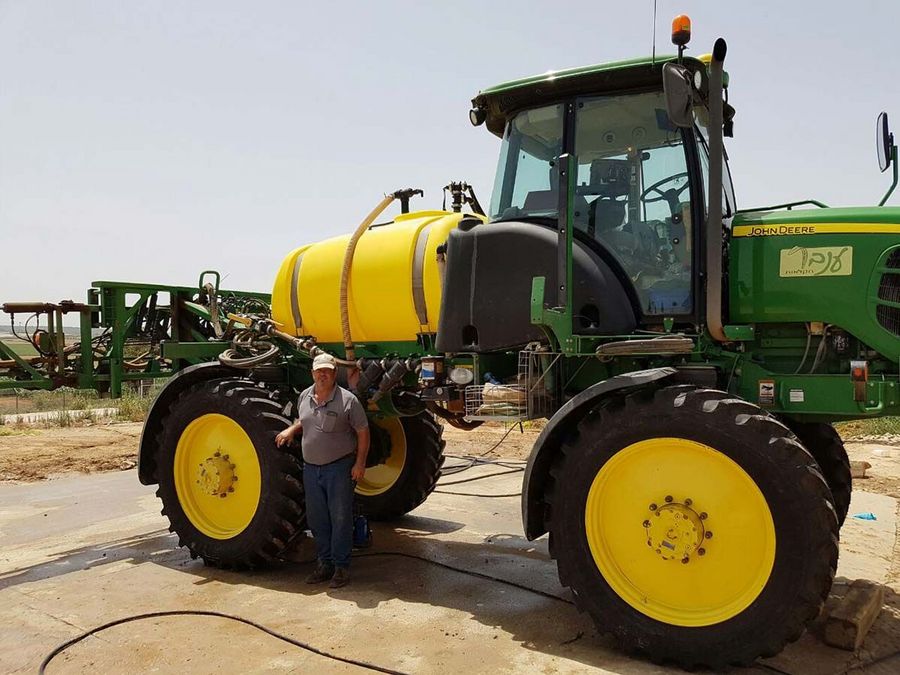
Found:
[351,462,366,482]
[275,426,297,448]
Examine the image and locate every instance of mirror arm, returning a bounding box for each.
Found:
[879,144,898,206]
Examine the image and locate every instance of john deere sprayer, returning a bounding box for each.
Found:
[137,17,900,667]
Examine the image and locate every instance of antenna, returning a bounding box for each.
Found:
[651,0,658,64]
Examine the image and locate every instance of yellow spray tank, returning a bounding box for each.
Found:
[271,210,475,347]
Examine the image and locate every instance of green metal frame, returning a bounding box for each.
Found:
[1,277,270,398]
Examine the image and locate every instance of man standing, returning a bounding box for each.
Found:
[276,353,369,588]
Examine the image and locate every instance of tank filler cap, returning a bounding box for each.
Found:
[457,217,481,232]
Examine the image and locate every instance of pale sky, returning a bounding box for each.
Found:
[2,1,898,318]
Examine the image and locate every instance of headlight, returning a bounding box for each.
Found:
[449,367,475,385]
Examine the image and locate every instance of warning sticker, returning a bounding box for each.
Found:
[779,246,852,277]
[758,380,776,405]
[789,389,805,403]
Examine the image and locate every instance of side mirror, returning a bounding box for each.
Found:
[877,112,893,172]
[662,63,694,128]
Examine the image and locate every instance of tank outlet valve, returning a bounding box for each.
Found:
[355,361,385,396]
[372,360,411,402]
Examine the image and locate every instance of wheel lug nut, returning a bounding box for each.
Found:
[665,495,673,503]
[684,498,692,506]
[649,503,657,511]
[227,487,234,493]
[220,493,226,498]
[705,531,713,539]
[223,454,229,460]
[230,464,236,470]
[698,548,706,556]
[681,557,689,564]
[699,512,708,520]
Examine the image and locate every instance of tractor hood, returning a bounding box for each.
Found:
[729,206,900,363]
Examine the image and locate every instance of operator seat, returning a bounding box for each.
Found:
[588,198,625,239]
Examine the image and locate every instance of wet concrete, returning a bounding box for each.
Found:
[1,465,898,674]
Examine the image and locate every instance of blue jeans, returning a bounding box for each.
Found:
[303,455,355,569]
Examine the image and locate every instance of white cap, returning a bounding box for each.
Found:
[312,353,336,371]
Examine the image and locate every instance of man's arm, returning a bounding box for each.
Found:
[351,426,370,481]
[275,420,302,447]
[348,396,370,481]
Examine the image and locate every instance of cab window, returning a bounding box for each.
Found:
[574,92,694,316]
[489,104,564,221]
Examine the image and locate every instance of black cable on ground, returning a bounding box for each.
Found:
[434,490,522,497]
[454,423,520,458]
[38,609,408,675]
[40,547,570,673]
[350,551,570,604]
[437,467,523,487]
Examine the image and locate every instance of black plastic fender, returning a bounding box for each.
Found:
[521,367,676,540]
[137,361,239,485]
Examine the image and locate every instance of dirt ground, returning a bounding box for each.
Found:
[0,423,140,482]
[1,420,899,499]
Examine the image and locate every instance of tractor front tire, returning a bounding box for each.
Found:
[354,413,445,520]
[784,420,852,526]
[547,386,838,668]
[155,378,305,568]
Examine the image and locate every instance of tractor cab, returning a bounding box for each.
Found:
[442,50,731,352]
[485,86,728,319]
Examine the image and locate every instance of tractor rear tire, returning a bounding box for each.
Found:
[354,413,445,520]
[547,386,838,668]
[784,420,852,526]
[155,378,305,568]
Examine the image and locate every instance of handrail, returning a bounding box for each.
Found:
[736,199,829,214]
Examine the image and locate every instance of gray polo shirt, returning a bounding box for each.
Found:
[297,384,368,466]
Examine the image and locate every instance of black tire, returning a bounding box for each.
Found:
[547,386,838,668]
[784,420,852,526]
[155,378,305,568]
[355,413,445,520]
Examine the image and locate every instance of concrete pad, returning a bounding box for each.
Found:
[1,465,898,674]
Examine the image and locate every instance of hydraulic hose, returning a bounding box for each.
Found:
[340,194,397,360]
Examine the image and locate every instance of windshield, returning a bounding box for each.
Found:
[489,103,564,220]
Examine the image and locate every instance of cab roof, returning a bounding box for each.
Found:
[472,55,706,137]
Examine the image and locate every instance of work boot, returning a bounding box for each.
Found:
[329,567,349,588]
[305,563,334,584]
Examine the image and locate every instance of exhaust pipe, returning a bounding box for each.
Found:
[706,38,728,342]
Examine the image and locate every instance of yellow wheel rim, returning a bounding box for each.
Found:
[585,437,776,627]
[355,417,406,496]
[174,413,262,539]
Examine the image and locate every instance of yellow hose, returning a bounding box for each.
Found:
[340,194,396,360]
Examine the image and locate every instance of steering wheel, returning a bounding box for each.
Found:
[640,172,690,207]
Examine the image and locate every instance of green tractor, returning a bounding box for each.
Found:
[138,17,900,667]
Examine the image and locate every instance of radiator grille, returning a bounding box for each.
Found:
[878,273,900,303]
[876,304,900,336]
[886,248,900,268]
